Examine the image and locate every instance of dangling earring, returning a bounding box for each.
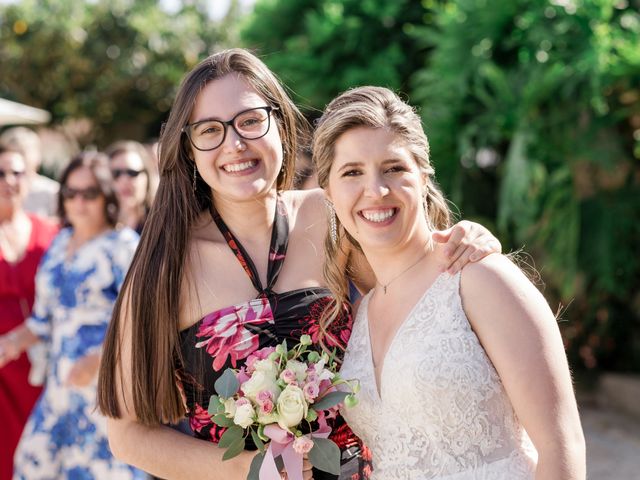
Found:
[325,199,338,245]
[192,163,197,192]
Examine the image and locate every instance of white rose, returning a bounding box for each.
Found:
[253,359,279,379]
[223,398,237,418]
[233,400,255,428]
[242,370,280,403]
[276,385,308,430]
[285,360,308,383]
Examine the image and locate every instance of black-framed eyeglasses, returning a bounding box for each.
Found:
[61,186,102,201]
[182,106,278,152]
[112,168,146,179]
[0,169,25,180]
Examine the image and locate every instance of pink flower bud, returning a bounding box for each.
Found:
[292,436,314,455]
[256,390,274,405]
[280,369,297,384]
[260,399,274,414]
[303,382,320,402]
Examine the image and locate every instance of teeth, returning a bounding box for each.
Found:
[223,160,257,173]
[362,209,395,223]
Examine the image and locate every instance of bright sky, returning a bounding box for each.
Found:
[159,0,256,20]
[0,0,256,20]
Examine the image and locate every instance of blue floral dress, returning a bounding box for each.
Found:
[12,227,147,480]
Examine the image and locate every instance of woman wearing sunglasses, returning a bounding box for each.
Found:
[106,140,159,234]
[0,145,58,480]
[0,152,146,479]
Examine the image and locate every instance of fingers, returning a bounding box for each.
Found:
[431,227,452,244]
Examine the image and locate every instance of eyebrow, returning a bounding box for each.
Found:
[191,105,265,125]
[336,158,404,172]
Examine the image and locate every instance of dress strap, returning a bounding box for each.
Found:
[211,196,289,295]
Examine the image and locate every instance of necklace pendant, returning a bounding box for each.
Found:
[383,285,387,294]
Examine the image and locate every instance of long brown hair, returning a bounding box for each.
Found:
[97,48,308,425]
[313,86,452,347]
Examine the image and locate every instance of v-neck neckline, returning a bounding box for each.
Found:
[362,272,445,401]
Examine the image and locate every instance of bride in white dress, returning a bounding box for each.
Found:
[312,86,585,480]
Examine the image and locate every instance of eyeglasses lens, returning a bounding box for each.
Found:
[62,187,101,200]
[112,169,144,179]
[187,106,273,151]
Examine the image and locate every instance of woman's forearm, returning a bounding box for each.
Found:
[535,434,586,480]
[0,324,40,367]
[107,418,256,480]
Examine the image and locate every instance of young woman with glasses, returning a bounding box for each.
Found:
[97,48,502,480]
[106,140,159,234]
[0,152,145,479]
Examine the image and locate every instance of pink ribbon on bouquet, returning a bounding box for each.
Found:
[259,416,331,480]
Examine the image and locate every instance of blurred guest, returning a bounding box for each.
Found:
[0,127,59,218]
[293,148,319,190]
[0,152,146,479]
[0,146,58,480]
[106,140,158,234]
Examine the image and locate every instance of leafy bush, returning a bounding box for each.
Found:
[413,0,640,371]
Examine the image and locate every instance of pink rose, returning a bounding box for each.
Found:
[292,436,314,455]
[260,399,274,414]
[303,382,320,402]
[256,390,274,405]
[280,369,297,384]
[246,346,276,373]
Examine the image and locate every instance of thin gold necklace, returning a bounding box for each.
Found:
[376,241,431,294]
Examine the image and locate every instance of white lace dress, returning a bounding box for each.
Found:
[340,272,537,479]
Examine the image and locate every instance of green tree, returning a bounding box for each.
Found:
[0,0,235,144]
[413,0,640,371]
[241,0,432,113]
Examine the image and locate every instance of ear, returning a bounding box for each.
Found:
[323,184,333,203]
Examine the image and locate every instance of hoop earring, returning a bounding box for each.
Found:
[325,199,338,245]
[193,163,197,192]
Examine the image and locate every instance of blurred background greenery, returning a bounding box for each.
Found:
[1,0,639,376]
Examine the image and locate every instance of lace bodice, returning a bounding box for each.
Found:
[340,272,537,479]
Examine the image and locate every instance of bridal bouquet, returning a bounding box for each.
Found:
[208,335,359,480]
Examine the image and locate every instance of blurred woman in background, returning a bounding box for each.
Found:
[0,146,58,480]
[0,152,146,479]
[106,140,158,234]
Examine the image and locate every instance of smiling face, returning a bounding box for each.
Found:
[187,73,284,205]
[0,150,27,211]
[62,166,108,231]
[327,126,430,253]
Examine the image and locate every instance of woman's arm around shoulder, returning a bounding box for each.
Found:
[104,288,257,480]
[460,254,586,480]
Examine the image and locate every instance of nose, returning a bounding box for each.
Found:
[364,172,390,199]
[221,125,247,153]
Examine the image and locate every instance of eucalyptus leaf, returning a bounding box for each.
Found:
[247,452,265,480]
[222,437,246,461]
[250,429,265,452]
[208,395,221,415]
[212,414,234,428]
[312,391,348,411]
[308,438,340,475]
[218,426,243,448]
[215,369,240,398]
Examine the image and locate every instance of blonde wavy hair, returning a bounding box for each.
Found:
[313,86,452,349]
